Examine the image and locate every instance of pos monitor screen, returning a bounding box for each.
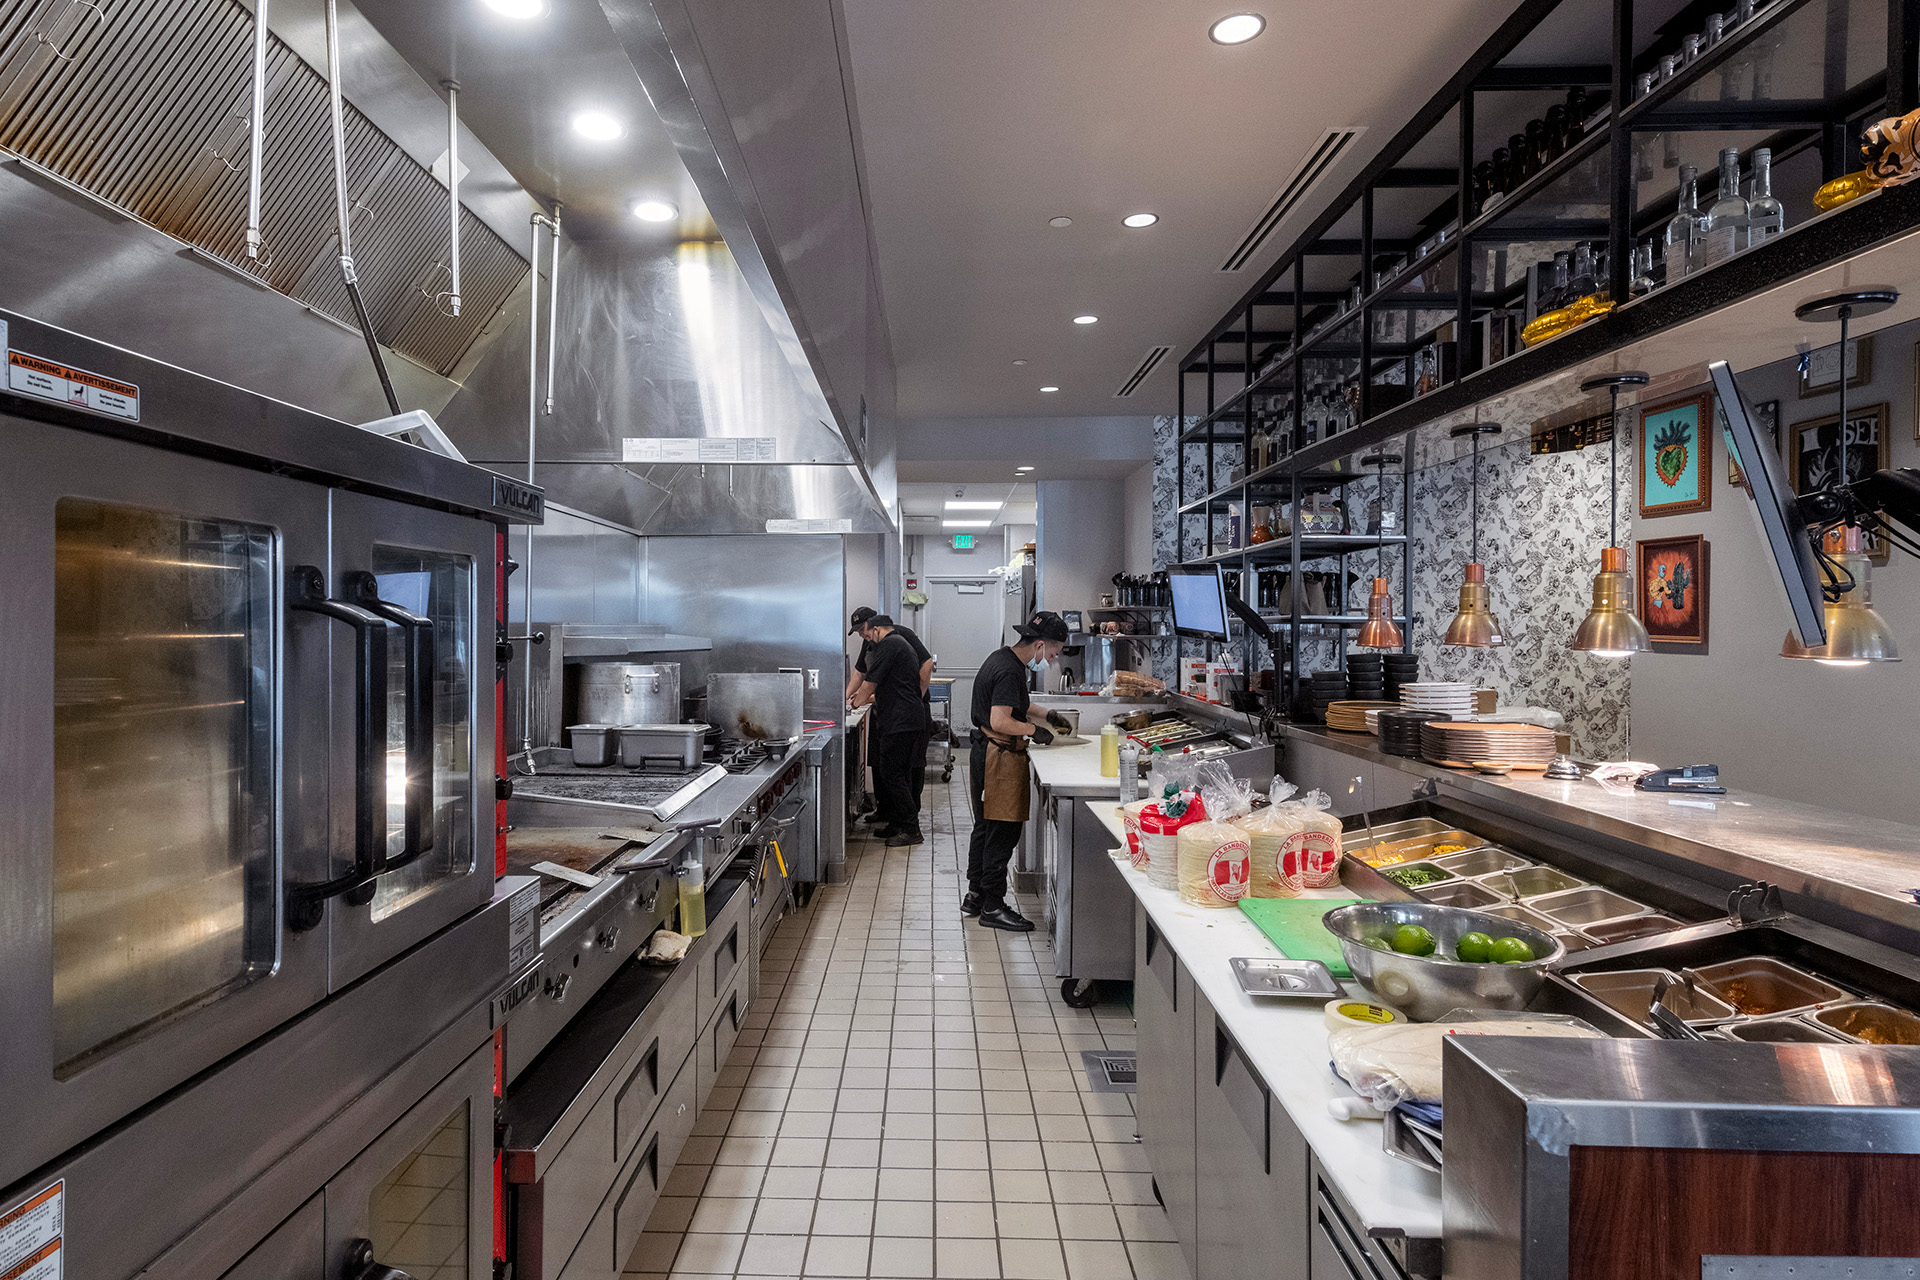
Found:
[1169,564,1231,640]
[1711,360,1827,645]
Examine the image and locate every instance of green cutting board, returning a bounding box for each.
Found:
[1238,897,1367,978]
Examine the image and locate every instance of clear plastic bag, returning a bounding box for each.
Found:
[1239,801,1305,898]
[1177,818,1252,907]
[1276,789,1343,889]
[1328,1012,1605,1108]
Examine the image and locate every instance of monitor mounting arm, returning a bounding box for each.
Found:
[1801,467,1920,562]
[1225,590,1282,650]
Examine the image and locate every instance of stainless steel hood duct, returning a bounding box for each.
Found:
[438,234,893,534]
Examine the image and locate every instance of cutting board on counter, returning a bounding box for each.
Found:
[1238,897,1367,978]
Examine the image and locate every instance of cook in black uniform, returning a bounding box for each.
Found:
[848,606,935,826]
[855,616,933,846]
[963,611,1073,931]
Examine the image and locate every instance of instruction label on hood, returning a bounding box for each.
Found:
[622,436,776,463]
[7,350,139,422]
[0,1180,63,1280]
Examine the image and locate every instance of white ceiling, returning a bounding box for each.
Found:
[897,481,1037,535]
[839,0,1527,420]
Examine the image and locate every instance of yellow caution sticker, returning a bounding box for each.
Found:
[772,840,787,877]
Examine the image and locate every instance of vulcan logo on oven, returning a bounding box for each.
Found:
[492,475,545,521]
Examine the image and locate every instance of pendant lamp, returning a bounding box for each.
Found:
[1781,526,1900,664]
[1355,451,1405,649]
[1779,289,1904,665]
[1444,422,1505,647]
[1570,372,1652,657]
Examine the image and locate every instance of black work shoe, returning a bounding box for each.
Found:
[885,830,923,847]
[874,825,902,840]
[960,891,983,917]
[978,904,1035,932]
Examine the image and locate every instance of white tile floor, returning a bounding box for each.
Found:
[625,764,1191,1279]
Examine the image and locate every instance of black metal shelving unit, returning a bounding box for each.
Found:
[1172,0,1920,716]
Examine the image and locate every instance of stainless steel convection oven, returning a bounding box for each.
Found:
[0,310,543,1280]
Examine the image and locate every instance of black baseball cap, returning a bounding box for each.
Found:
[866,614,896,629]
[1014,610,1071,643]
[849,606,877,634]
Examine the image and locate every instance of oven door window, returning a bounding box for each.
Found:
[370,546,473,921]
[52,499,276,1071]
[365,1101,470,1279]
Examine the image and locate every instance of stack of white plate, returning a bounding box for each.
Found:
[1419,721,1558,769]
[1397,682,1476,717]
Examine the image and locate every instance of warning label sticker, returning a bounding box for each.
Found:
[0,1181,63,1280]
[7,351,139,422]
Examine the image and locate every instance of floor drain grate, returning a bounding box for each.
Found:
[1080,1050,1137,1093]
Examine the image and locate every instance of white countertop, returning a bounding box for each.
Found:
[1027,736,1124,797]
[1089,802,1444,1238]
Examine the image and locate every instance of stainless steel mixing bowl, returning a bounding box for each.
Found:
[1322,901,1565,1022]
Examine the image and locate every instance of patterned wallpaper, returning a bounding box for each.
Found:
[1152,412,1634,758]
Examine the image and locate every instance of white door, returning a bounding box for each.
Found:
[921,576,1012,740]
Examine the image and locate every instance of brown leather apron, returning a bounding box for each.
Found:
[982,731,1032,823]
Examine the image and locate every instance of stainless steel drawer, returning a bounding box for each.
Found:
[556,1057,697,1280]
[698,968,748,1113]
[695,880,749,1031]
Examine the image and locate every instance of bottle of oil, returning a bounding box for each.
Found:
[678,860,708,937]
[1100,722,1121,778]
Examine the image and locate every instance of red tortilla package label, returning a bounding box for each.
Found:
[1279,829,1341,890]
[1207,838,1252,903]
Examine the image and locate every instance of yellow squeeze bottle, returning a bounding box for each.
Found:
[1099,722,1121,777]
[678,861,708,937]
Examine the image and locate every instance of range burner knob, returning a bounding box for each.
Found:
[595,925,621,952]
[544,971,571,1003]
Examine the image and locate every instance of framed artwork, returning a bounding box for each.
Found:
[1726,398,1779,488]
[1638,392,1713,518]
[1791,401,1891,564]
[1636,534,1709,649]
[1798,335,1873,398]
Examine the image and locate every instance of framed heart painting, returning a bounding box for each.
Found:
[1639,392,1713,518]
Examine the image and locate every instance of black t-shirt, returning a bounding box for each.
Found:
[858,624,931,702]
[866,632,932,736]
[971,645,1032,734]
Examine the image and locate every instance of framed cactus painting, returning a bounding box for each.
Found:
[1637,534,1709,648]
[1638,393,1713,518]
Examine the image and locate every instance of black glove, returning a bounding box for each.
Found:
[1030,724,1056,747]
[1045,710,1073,732]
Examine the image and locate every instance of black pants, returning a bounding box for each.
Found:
[873,728,924,835]
[966,738,1023,905]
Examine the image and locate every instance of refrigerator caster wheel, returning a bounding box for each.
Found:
[1060,978,1098,1009]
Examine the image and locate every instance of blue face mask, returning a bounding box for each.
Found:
[1027,656,1048,672]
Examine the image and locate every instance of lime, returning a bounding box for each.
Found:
[1454,931,1494,963]
[1489,936,1535,964]
[1360,936,1391,952]
[1389,924,1436,957]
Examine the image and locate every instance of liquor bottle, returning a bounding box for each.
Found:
[1549,251,1572,310]
[1510,133,1533,179]
[1526,119,1548,170]
[1696,146,1749,267]
[1544,106,1568,161]
[1630,239,1658,297]
[1565,86,1589,143]
[1489,148,1511,197]
[1471,162,1493,217]
[1569,241,1598,299]
[1747,146,1785,243]
[1663,164,1701,280]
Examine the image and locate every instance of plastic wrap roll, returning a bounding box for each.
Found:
[1177,819,1252,907]
[1239,805,1305,897]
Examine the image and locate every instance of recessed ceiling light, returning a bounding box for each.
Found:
[571,110,626,141]
[946,501,1004,511]
[1016,466,1035,472]
[1012,359,1028,366]
[1209,12,1266,43]
[1040,386,1060,393]
[1073,315,1098,325]
[1048,216,1073,228]
[1123,213,1159,229]
[481,0,545,17]
[631,199,679,222]
[944,520,994,528]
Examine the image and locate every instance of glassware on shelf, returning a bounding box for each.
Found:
[1630,240,1659,297]
[1635,72,1655,100]
[1525,120,1547,171]
[1544,106,1568,161]
[1569,241,1598,301]
[1681,34,1703,64]
[1747,147,1785,244]
[1510,133,1532,179]
[1696,146,1749,268]
[1663,164,1702,281]
[1547,251,1572,312]
[1471,162,1493,216]
[1565,86,1589,143]
[1704,13,1725,45]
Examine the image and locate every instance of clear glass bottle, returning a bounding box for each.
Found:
[1569,241,1598,299]
[678,859,707,937]
[1664,164,1701,280]
[1630,239,1659,297]
[1548,250,1572,310]
[1697,146,1749,267]
[1747,146,1785,244]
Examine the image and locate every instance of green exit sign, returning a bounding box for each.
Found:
[951,533,976,550]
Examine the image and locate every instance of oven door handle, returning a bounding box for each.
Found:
[348,570,436,872]
[287,564,388,931]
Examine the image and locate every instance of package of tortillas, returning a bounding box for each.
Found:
[1177,818,1252,907]
[1277,790,1345,889]
[1239,783,1304,897]
[1121,799,1155,867]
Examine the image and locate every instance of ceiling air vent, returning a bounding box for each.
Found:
[1115,345,1171,397]
[1219,127,1366,272]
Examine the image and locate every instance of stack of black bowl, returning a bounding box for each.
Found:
[1378,709,1447,757]
[1345,653,1384,701]
[1383,652,1421,701]
[1302,670,1349,722]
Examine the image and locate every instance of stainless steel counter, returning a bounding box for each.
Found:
[1276,723,1920,944]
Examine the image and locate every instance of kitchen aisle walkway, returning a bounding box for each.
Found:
[624,762,1189,1280]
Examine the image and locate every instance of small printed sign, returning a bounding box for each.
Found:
[7,351,139,422]
[765,518,852,534]
[622,437,777,463]
[0,1181,63,1280]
